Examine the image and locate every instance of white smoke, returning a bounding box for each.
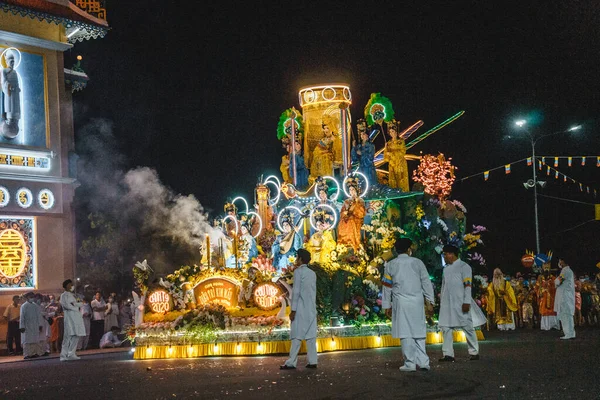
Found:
[121,167,223,248]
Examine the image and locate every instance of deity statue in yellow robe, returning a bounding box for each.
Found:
[486,268,518,330]
[305,211,337,265]
[310,119,335,181]
[383,120,409,191]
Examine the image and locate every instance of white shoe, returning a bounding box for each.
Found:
[399,365,417,372]
[59,357,68,362]
[68,355,81,360]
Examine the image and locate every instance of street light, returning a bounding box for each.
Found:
[514,119,581,254]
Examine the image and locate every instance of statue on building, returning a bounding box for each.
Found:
[310,117,335,181]
[337,177,366,252]
[1,49,22,139]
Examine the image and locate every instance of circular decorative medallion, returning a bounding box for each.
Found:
[16,188,33,208]
[37,189,55,210]
[0,186,9,207]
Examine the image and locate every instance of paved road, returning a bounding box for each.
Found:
[0,328,598,399]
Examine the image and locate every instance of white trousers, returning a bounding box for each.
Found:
[540,315,560,330]
[284,338,318,367]
[61,335,81,359]
[400,337,429,369]
[558,311,576,338]
[23,342,42,357]
[441,326,479,357]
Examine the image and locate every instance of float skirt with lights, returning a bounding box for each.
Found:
[132,325,484,360]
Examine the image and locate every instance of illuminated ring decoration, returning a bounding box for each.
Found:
[37,189,55,210]
[321,87,336,101]
[16,187,33,208]
[262,175,281,206]
[313,175,341,202]
[0,186,9,207]
[231,196,249,214]
[0,47,22,69]
[222,215,239,235]
[244,211,263,238]
[342,172,369,198]
[276,206,303,232]
[343,87,352,101]
[303,89,316,104]
[309,204,338,232]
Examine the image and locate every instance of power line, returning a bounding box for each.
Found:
[537,194,597,206]
[540,219,597,238]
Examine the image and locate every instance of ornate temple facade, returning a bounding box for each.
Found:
[0,0,108,341]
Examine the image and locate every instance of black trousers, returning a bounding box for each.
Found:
[7,320,22,353]
[90,320,104,349]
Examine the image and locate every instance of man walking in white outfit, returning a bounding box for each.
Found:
[280,249,318,370]
[382,238,435,372]
[438,244,480,362]
[554,257,576,340]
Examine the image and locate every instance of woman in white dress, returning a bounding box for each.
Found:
[104,297,119,332]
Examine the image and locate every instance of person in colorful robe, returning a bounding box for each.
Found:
[351,130,377,184]
[383,120,409,191]
[486,268,518,330]
[554,257,576,339]
[337,178,366,252]
[537,271,560,330]
[240,221,259,263]
[438,245,481,362]
[382,238,435,372]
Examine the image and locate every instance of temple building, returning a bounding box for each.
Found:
[0,0,108,342]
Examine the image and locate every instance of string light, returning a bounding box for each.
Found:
[231,196,250,213]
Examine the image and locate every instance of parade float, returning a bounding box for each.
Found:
[130,85,486,360]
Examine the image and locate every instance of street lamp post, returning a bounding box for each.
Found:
[515,120,581,255]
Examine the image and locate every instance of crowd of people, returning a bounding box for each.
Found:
[478,265,600,334]
[3,284,132,360]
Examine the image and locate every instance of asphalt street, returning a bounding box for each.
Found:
[0,328,598,400]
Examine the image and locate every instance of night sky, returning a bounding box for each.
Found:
[69,1,600,275]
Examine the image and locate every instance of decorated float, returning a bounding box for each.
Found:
[130,85,486,360]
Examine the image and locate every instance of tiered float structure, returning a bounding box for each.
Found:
[131,85,486,360]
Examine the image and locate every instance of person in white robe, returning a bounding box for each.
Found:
[59,279,86,361]
[104,296,119,333]
[100,326,125,348]
[19,292,43,359]
[554,257,576,339]
[438,244,481,361]
[382,238,435,372]
[281,249,318,370]
[34,294,50,356]
[78,298,92,350]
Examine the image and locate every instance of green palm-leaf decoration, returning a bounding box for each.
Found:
[364,93,395,126]
[276,107,303,140]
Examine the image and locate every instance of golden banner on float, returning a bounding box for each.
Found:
[194,278,239,308]
[252,282,282,311]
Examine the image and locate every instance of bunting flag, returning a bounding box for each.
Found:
[582,157,586,166]
[579,183,583,191]
[484,171,489,181]
[546,166,550,175]
[527,157,532,166]
[597,157,600,167]
[542,157,546,164]
[538,161,542,171]
[564,175,567,182]
[554,157,559,167]
[555,170,559,179]
[568,157,572,166]
[505,164,511,174]
[587,186,590,194]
